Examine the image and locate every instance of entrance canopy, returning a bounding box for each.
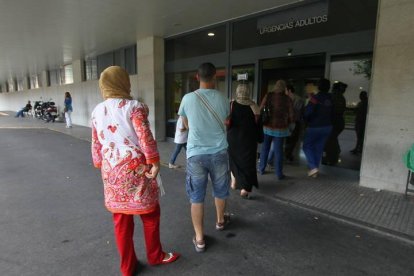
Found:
[0,0,298,83]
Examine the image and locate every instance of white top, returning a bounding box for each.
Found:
[174,116,188,144]
[91,98,146,168]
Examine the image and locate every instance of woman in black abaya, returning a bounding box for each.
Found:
[227,84,262,198]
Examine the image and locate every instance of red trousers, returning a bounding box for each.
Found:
[112,205,164,276]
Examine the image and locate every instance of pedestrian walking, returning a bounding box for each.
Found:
[351,91,368,155]
[258,80,295,180]
[284,85,305,162]
[227,84,262,199]
[178,62,230,253]
[168,115,188,168]
[91,66,179,276]
[324,82,347,165]
[303,78,334,178]
[64,92,73,128]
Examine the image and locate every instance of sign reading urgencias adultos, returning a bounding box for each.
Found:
[258,0,329,35]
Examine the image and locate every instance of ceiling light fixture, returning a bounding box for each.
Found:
[208,32,215,37]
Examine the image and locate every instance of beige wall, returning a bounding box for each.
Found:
[0,75,139,127]
[360,0,414,193]
[0,38,166,140]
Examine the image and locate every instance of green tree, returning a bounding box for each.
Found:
[350,59,372,80]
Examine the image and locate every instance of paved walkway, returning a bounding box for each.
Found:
[2,111,414,243]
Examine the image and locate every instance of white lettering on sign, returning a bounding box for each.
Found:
[259,14,328,35]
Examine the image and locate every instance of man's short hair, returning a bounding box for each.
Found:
[318,78,331,93]
[198,63,216,82]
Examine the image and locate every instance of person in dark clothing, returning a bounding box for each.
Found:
[15,101,32,117]
[227,84,261,198]
[284,85,304,162]
[351,91,368,154]
[324,82,347,165]
[303,78,333,178]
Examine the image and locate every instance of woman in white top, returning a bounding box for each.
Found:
[168,115,188,168]
[91,66,179,276]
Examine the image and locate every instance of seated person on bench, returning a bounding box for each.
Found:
[15,101,32,118]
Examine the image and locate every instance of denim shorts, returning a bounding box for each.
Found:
[186,150,230,204]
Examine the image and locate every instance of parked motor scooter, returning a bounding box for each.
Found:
[42,101,58,122]
[34,101,43,119]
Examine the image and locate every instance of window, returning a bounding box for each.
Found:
[125,45,137,74]
[97,52,114,76]
[330,55,372,107]
[165,68,226,138]
[231,65,255,100]
[114,49,125,68]
[62,64,74,84]
[8,78,16,92]
[17,79,24,91]
[50,69,61,86]
[97,44,137,77]
[30,74,41,89]
[85,58,98,80]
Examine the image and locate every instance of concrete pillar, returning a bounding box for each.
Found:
[41,70,49,87]
[72,59,84,83]
[360,0,414,193]
[137,36,166,141]
[23,77,30,90]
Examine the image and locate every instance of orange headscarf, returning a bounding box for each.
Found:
[99,66,132,100]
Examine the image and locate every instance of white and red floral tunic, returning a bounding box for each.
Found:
[91,99,160,215]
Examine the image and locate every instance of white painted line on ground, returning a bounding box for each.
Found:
[0,126,46,129]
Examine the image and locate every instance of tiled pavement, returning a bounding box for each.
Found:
[2,111,414,243]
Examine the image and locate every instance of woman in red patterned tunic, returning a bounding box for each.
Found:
[91,66,179,276]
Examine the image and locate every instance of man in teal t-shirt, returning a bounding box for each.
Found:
[178,62,230,253]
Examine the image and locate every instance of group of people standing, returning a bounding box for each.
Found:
[89,63,369,276]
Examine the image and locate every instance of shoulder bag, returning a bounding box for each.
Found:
[194,91,226,133]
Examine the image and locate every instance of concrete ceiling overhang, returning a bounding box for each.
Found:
[0,0,300,82]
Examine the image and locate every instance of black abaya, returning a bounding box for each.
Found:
[227,101,260,192]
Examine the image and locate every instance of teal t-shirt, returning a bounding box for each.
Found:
[178,89,229,158]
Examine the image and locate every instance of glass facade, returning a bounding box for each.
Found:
[330,55,372,107]
[164,0,378,138]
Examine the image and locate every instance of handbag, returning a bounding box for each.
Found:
[224,100,234,130]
